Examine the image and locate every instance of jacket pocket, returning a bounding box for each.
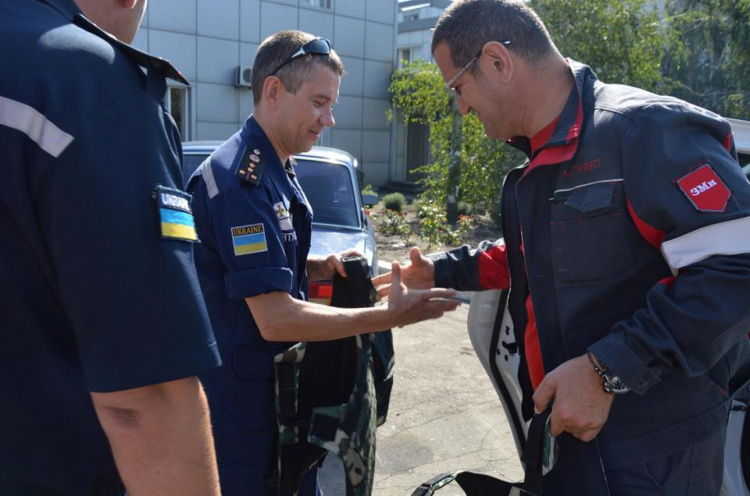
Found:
[550,181,635,287]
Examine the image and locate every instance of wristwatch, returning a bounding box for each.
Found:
[586,351,631,395]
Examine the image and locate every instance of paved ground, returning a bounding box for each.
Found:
[319,302,523,495]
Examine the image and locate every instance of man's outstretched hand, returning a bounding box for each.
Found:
[372,246,437,298]
[384,261,460,328]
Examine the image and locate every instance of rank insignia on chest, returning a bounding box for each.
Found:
[152,185,198,242]
[235,145,266,185]
[231,223,268,256]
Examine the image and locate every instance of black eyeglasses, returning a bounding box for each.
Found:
[446,40,511,100]
[269,38,332,77]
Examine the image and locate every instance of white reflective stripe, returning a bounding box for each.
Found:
[661,216,750,272]
[201,158,219,199]
[0,96,74,158]
[553,178,623,195]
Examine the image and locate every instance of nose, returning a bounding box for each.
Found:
[455,97,471,117]
[320,107,335,128]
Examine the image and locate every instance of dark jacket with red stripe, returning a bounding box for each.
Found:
[432,60,750,469]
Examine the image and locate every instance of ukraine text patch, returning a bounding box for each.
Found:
[231,223,268,256]
[676,163,731,212]
[153,186,198,242]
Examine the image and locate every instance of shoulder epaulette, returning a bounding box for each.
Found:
[235,145,266,186]
[72,14,189,85]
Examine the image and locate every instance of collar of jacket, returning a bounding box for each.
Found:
[507,59,596,175]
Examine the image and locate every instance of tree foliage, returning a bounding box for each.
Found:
[660,0,750,119]
[530,0,667,91]
[388,60,521,212]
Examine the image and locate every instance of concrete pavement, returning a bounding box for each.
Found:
[319,303,523,495]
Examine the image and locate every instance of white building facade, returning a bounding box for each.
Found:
[135,0,397,186]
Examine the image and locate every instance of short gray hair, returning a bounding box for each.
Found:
[432,0,557,73]
[251,30,344,104]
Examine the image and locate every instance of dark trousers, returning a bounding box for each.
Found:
[605,427,726,495]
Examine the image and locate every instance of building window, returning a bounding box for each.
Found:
[304,0,332,9]
[403,13,418,22]
[166,86,189,139]
[398,48,412,68]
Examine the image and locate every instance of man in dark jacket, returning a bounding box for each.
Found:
[374,0,750,493]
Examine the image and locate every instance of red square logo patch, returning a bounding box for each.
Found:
[676,164,730,212]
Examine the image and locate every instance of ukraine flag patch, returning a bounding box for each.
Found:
[153,186,198,242]
[231,224,268,256]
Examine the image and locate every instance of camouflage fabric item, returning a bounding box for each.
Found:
[272,257,390,496]
[307,333,377,492]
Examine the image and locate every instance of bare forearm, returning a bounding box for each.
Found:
[92,377,220,496]
[251,294,392,342]
[306,255,329,282]
[248,283,458,342]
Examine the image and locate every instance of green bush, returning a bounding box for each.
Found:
[382,192,406,213]
[361,184,377,195]
[457,201,474,216]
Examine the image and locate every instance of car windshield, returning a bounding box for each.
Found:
[294,159,360,229]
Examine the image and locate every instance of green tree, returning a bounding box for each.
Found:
[530,0,667,91]
[388,60,521,214]
[660,0,750,119]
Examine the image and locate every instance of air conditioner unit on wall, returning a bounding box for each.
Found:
[235,66,252,88]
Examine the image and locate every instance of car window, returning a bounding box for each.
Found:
[295,159,360,229]
[738,153,750,180]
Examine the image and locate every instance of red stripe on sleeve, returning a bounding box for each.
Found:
[626,199,665,248]
[478,244,511,289]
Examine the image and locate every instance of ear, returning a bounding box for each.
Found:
[118,0,138,8]
[262,76,285,108]
[481,40,514,84]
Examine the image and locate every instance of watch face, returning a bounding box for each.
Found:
[608,376,631,394]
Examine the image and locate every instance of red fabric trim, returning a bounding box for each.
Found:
[524,296,545,390]
[525,141,579,175]
[530,116,560,154]
[478,244,511,289]
[723,131,733,152]
[626,199,665,248]
[658,276,676,288]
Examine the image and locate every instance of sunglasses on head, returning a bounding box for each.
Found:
[269,38,332,77]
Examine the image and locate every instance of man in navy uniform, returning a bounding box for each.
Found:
[188,30,460,495]
[0,0,221,494]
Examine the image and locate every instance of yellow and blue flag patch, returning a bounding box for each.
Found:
[231,223,268,256]
[153,186,198,242]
